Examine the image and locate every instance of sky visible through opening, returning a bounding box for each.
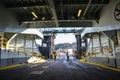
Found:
[37,28,83,45]
[54,33,76,45]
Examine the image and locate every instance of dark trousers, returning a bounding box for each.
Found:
[67,56,69,61]
[54,56,56,61]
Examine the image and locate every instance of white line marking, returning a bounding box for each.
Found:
[30,64,39,68]
[30,71,44,75]
[42,66,48,69]
[95,67,102,70]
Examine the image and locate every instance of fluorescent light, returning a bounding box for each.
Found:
[31,11,38,19]
[77,9,82,17]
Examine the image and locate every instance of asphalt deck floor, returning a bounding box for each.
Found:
[0,57,120,80]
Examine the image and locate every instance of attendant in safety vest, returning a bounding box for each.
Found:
[53,51,57,61]
[66,51,69,61]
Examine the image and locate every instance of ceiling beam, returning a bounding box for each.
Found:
[58,20,95,22]
[7,5,48,9]
[47,0,59,27]
[22,20,54,23]
[56,0,109,5]
[60,4,107,7]
[22,19,95,23]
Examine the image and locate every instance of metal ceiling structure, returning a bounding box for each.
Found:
[41,27,84,33]
[1,0,110,28]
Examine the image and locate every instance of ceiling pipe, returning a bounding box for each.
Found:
[83,0,92,16]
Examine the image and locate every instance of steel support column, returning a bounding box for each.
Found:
[84,38,88,47]
[86,37,92,56]
[101,31,115,57]
[84,38,88,52]
[14,37,17,51]
[75,34,82,59]
[40,35,51,59]
[115,30,118,47]
[32,37,34,54]
[101,31,117,68]
[50,34,55,54]
[91,35,94,54]
[24,36,27,56]
[98,33,104,54]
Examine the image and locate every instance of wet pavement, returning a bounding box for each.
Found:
[0,56,120,80]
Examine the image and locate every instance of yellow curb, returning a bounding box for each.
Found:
[79,60,120,72]
[0,64,25,71]
[78,59,86,62]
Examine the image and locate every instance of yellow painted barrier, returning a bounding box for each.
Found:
[78,59,86,62]
[0,64,25,71]
[78,60,120,72]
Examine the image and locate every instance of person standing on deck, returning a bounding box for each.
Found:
[53,51,57,61]
[66,51,69,61]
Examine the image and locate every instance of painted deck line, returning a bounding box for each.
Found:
[0,64,25,71]
[78,60,120,72]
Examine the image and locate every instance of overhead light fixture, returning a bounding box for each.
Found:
[77,9,82,17]
[31,11,38,19]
